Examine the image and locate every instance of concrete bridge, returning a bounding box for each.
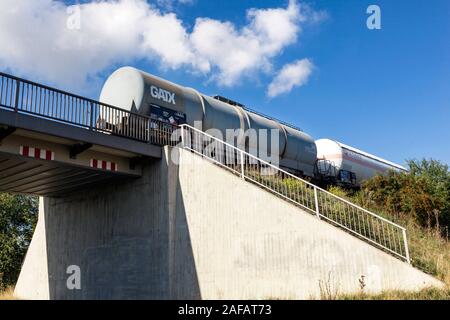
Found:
[0,72,176,196]
[0,72,442,299]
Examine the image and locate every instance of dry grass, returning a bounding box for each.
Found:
[312,187,450,300]
[405,220,450,284]
[317,213,450,300]
[0,287,17,300]
[318,271,340,300]
[334,221,450,300]
[337,286,450,300]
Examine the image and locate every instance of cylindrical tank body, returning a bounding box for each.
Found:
[100,66,204,126]
[244,112,286,160]
[281,126,317,175]
[100,66,317,177]
[315,139,406,185]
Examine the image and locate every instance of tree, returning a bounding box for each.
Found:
[0,193,38,288]
[361,159,450,233]
[407,159,450,231]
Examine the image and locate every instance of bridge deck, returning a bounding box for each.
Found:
[0,109,162,159]
[0,71,179,196]
[0,110,166,196]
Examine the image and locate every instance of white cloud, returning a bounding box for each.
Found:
[0,0,322,92]
[0,0,152,90]
[267,58,314,98]
[156,0,194,11]
[190,0,303,86]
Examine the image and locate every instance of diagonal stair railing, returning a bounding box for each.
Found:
[179,124,410,264]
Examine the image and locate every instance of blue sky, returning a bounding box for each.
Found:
[1,0,449,166]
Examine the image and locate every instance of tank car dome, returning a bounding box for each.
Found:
[315,139,342,160]
[99,66,145,112]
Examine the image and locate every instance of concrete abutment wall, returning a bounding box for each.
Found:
[15,147,442,299]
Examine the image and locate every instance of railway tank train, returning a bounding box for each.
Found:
[315,139,407,187]
[99,66,406,188]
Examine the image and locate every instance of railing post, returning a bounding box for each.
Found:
[240,150,245,180]
[89,102,94,130]
[14,80,20,112]
[180,125,185,147]
[148,119,153,144]
[314,187,320,219]
[402,228,411,264]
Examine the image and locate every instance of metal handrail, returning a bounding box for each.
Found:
[0,71,178,144]
[179,124,406,229]
[0,71,134,115]
[179,124,410,263]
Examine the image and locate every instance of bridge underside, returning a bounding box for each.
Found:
[0,109,166,197]
[0,152,131,197]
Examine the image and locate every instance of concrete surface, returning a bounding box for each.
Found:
[15,147,442,299]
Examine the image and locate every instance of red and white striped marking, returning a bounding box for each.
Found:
[20,146,55,161]
[90,159,117,171]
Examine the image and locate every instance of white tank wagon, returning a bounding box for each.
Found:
[99,67,317,177]
[315,139,407,187]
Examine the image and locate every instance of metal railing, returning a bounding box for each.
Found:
[0,72,179,145]
[179,124,410,263]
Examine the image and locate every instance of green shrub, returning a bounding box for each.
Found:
[0,194,38,289]
[333,158,450,282]
[327,186,349,199]
[362,159,450,233]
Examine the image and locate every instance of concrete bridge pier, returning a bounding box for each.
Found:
[14,147,442,300]
[15,147,200,299]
